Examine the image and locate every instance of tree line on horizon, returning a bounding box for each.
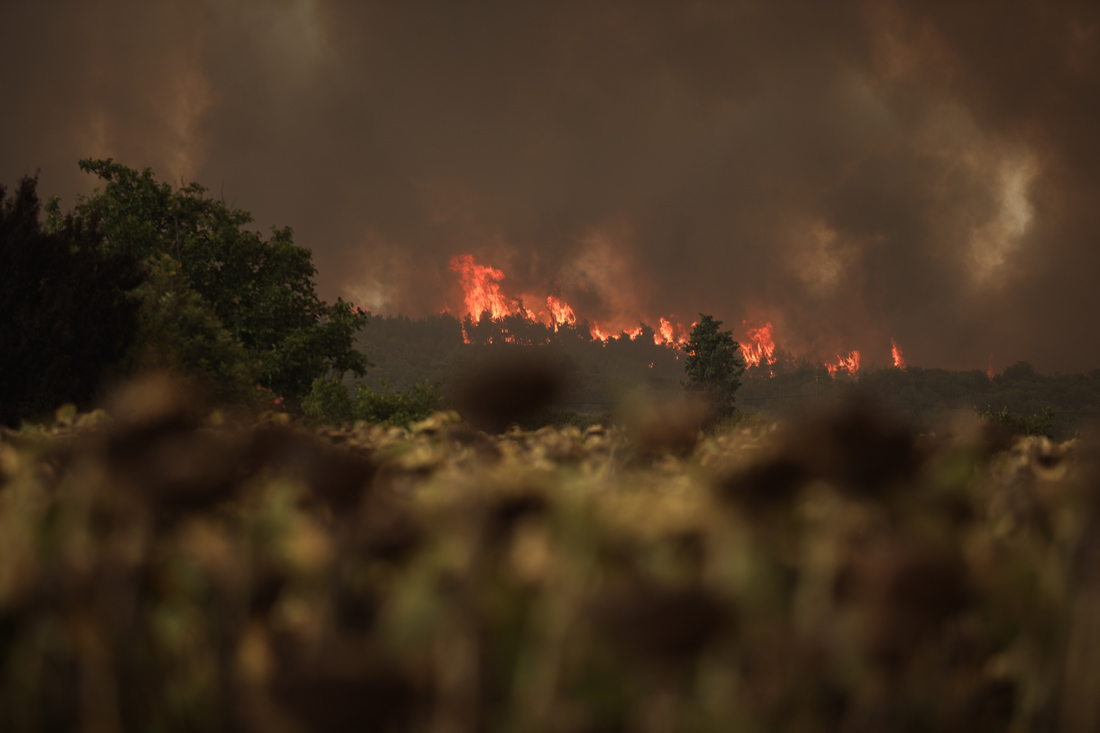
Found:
[357,314,1100,438]
[4,160,1098,436]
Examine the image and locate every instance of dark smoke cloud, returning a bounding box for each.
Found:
[2,0,1098,370]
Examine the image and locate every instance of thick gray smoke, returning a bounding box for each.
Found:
[3,0,1098,370]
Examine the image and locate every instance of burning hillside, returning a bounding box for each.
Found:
[444,254,918,378]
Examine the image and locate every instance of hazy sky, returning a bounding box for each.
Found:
[3,0,1098,370]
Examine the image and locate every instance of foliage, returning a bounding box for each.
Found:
[517,407,609,431]
[683,314,746,416]
[357,314,686,412]
[1000,360,1038,382]
[977,404,1056,438]
[739,365,1098,439]
[0,175,142,426]
[355,381,447,427]
[351,316,1100,438]
[709,408,767,434]
[303,377,447,427]
[0,377,1095,731]
[71,158,370,401]
[301,376,359,426]
[128,254,261,404]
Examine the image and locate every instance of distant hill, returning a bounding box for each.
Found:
[356,315,1100,438]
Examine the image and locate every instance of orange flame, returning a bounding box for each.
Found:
[590,323,613,343]
[741,321,776,368]
[891,338,906,369]
[449,254,513,322]
[446,255,907,365]
[987,354,994,380]
[546,295,577,330]
[650,317,690,347]
[657,317,674,345]
[826,350,861,378]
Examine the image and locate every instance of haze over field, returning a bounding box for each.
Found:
[3,0,1098,371]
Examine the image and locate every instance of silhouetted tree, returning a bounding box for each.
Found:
[683,314,745,416]
[70,159,370,401]
[0,175,142,425]
[1001,361,1038,382]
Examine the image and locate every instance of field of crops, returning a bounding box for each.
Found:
[1,374,1097,732]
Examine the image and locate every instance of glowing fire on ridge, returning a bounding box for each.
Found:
[891,338,906,369]
[445,254,887,373]
[741,321,776,368]
[449,254,692,346]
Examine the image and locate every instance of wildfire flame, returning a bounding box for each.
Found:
[741,321,777,368]
[445,254,899,372]
[449,254,513,322]
[448,254,702,348]
[891,338,906,369]
[652,317,690,347]
[987,355,995,380]
[826,350,861,378]
[657,317,674,345]
[546,296,576,330]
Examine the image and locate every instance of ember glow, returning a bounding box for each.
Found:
[891,339,906,370]
[741,321,777,368]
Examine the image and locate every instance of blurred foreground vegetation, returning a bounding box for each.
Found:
[2,375,1099,732]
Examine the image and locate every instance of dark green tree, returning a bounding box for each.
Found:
[0,175,143,426]
[683,314,745,416]
[67,158,370,401]
[127,254,260,404]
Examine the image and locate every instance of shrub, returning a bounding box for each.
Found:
[976,404,1055,438]
[303,378,447,427]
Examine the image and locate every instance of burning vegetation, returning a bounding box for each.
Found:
[892,338,907,370]
[445,254,913,378]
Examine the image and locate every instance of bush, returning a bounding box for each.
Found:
[354,381,447,426]
[127,254,261,406]
[303,378,447,427]
[709,408,767,434]
[517,408,609,431]
[976,404,1055,438]
[301,376,357,425]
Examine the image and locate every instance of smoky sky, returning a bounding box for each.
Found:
[3,0,1099,371]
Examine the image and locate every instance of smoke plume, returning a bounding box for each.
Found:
[3,0,1098,370]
